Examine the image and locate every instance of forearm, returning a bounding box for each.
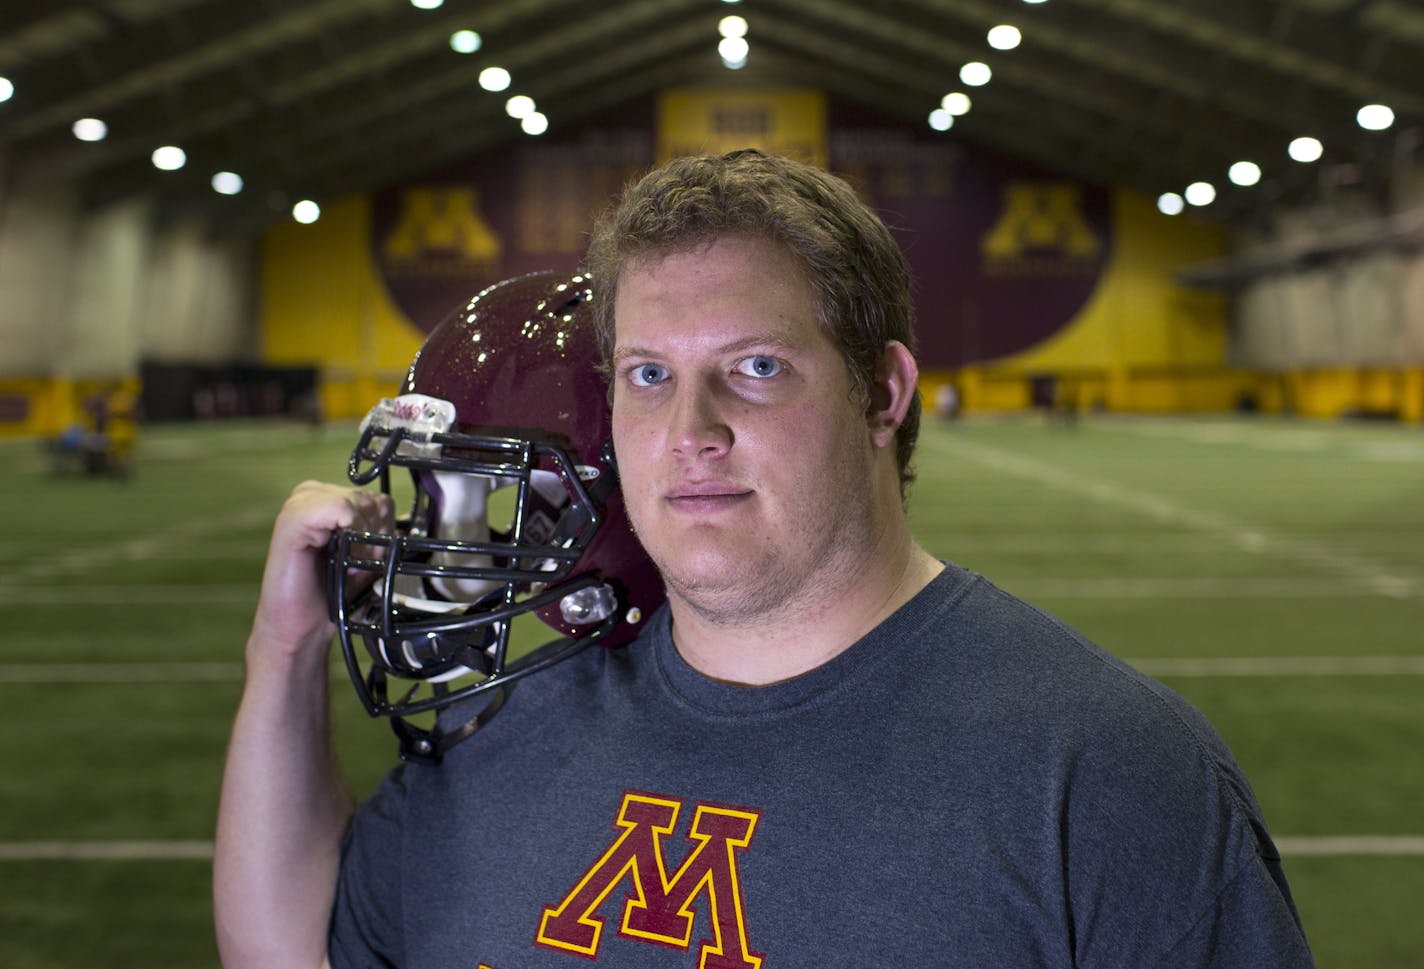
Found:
[213,635,353,969]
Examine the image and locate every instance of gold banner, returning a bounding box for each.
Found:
[658,89,827,165]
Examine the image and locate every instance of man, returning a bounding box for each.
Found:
[215,150,1312,967]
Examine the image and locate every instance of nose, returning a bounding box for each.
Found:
[669,378,732,461]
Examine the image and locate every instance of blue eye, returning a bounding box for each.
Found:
[734,355,783,378]
[628,363,669,387]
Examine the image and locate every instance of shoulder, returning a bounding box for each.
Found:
[915,565,1228,753]
[919,570,1303,961]
[898,565,1271,852]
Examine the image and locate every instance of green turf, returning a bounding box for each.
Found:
[1,414,1421,967]
[1285,857,1424,969]
[1164,675,1424,836]
[0,860,218,969]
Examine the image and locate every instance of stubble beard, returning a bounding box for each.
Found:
[632,446,880,631]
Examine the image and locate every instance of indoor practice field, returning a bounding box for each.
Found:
[0,413,1420,968]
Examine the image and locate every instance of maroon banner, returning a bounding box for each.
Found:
[371,95,1111,367]
[371,115,655,335]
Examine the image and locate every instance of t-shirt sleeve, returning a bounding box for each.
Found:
[327,764,411,969]
[1057,674,1313,968]
[1155,847,1314,968]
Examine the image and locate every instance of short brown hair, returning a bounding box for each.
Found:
[585,149,920,496]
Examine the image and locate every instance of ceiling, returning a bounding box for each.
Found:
[2,0,1421,239]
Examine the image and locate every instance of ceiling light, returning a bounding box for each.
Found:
[941,92,971,115]
[450,30,481,54]
[1228,161,1261,187]
[478,67,511,92]
[292,200,321,224]
[719,15,748,38]
[505,95,535,119]
[1288,136,1323,163]
[151,145,186,171]
[1184,181,1216,207]
[72,118,107,141]
[0,77,13,103]
[1157,192,1185,216]
[960,62,992,86]
[987,25,1022,50]
[211,171,243,195]
[410,0,443,8]
[1357,104,1395,131]
[1023,0,1049,4]
[521,111,548,136]
[719,36,749,62]
[928,109,954,132]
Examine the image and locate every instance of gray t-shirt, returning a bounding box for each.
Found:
[329,564,1312,968]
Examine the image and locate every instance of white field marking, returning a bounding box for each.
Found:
[1129,656,1424,677]
[939,534,1219,552]
[940,436,1422,600]
[0,662,245,683]
[1272,837,1424,857]
[1003,577,1410,598]
[140,434,296,461]
[1,836,1420,862]
[1110,421,1330,451]
[932,531,1422,555]
[0,840,213,861]
[0,505,274,584]
[1356,441,1424,463]
[6,422,347,472]
[135,423,346,463]
[2,583,256,605]
[1112,419,1424,462]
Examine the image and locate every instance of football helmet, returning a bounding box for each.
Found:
[326,271,662,760]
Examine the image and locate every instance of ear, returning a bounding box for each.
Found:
[866,340,919,451]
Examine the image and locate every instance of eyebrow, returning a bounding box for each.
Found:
[611,334,798,365]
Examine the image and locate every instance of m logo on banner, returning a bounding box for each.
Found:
[981,183,1101,271]
[537,791,763,969]
[382,187,502,267]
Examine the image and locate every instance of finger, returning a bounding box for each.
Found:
[350,491,394,535]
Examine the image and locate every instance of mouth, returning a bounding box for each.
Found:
[664,488,754,512]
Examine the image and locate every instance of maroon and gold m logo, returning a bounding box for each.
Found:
[537,791,763,968]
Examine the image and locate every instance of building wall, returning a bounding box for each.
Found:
[0,166,254,435]
[7,85,1420,436]
[1225,192,1424,420]
[258,88,1235,422]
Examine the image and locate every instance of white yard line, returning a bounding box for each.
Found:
[0,662,246,683]
[2,584,256,605]
[0,506,274,584]
[941,437,1422,600]
[1129,656,1424,677]
[1112,419,1424,463]
[1002,577,1408,598]
[0,840,214,861]
[1,836,1420,861]
[1272,836,1424,857]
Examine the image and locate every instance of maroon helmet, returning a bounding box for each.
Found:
[327,271,663,759]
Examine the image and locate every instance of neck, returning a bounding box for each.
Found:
[667,522,944,686]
